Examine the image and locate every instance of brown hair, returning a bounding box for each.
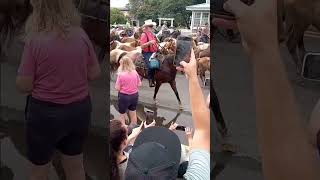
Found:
[110,120,127,180]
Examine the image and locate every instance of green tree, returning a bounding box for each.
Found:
[110,8,128,24]
[127,0,206,28]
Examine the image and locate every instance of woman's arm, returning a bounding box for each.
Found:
[115,74,121,91]
[17,41,35,94]
[179,49,210,152]
[225,0,320,179]
[86,36,101,81]
[16,76,33,94]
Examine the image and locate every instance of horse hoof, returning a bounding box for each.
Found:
[179,104,183,110]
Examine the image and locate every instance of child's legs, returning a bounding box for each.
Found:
[118,93,129,125]
[128,93,139,125]
[128,111,137,125]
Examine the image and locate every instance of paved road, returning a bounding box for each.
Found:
[110,74,210,113]
[212,34,320,179]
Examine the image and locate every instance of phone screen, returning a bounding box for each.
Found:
[145,110,154,123]
[175,36,193,67]
[176,125,186,131]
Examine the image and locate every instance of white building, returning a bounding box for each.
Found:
[186,0,210,33]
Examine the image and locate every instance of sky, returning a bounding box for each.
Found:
[110,0,129,8]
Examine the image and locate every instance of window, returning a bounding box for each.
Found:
[194,12,201,27]
[201,12,209,26]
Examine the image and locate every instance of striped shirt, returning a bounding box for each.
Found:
[183,150,210,180]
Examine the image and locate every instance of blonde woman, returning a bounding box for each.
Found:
[115,56,142,126]
[16,0,101,180]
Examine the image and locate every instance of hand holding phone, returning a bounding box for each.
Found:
[176,48,197,80]
[144,120,156,128]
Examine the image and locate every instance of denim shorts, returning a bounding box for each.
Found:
[25,96,92,165]
[118,92,139,114]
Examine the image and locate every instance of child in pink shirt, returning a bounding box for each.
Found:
[115,56,142,125]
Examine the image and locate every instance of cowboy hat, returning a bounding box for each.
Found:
[143,19,157,27]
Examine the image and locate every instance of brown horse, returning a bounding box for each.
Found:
[278,0,319,73]
[76,0,109,62]
[135,53,182,109]
[121,27,143,43]
[0,0,32,58]
[134,40,182,109]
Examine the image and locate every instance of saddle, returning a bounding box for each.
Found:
[134,53,162,71]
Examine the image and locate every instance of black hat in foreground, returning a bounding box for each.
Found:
[125,127,181,180]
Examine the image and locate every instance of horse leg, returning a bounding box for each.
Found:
[153,81,161,105]
[298,34,306,61]
[98,45,107,62]
[277,0,286,42]
[286,25,301,73]
[169,81,183,110]
[211,86,228,137]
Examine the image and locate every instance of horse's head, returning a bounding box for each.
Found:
[134,39,140,47]
[171,30,181,39]
[133,27,143,39]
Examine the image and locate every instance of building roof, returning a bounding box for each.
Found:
[116,7,129,11]
[186,3,210,11]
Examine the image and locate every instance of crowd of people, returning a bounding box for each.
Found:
[196,23,210,43]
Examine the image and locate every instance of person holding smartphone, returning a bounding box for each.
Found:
[140,19,158,87]
[110,119,155,180]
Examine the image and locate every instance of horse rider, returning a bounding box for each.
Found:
[200,23,210,43]
[161,21,168,31]
[140,19,158,87]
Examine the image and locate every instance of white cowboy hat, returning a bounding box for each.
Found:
[143,19,157,27]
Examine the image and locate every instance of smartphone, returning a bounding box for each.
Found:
[145,110,154,123]
[213,0,254,19]
[176,125,186,131]
[175,35,193,67]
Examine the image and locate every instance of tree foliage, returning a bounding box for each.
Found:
[110,8,128,24]
[127,0,206,28]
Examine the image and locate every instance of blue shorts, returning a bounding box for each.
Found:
[118,92,139,114]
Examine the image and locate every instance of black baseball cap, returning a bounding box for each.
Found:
[125,127,181,180]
